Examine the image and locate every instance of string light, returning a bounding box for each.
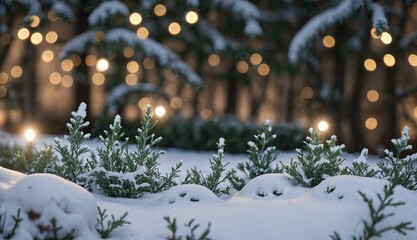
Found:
[137,27,149,40]
[48,11,58,21]
[367,90,379,102]
[125,74,138,85]
[92,73,105,86]
[155,105,166,117]
[41,50,54,62]
[370,28,380,39]
[95,31,105,41]
[17,28,30,40]
[365,117,378,130]
[143,57,155,69]
[236,61,249,73]
[201,109,213,120]
[408,54,417,67]
[364,58,377,71]
[185,11,199,24]
[126,61,139,73]
[301,87,314,99]
[317,120,329,132]
[257,63,270,76]
[322,35,335,48]
[61,75,73,88]
[0,72,8,84]
[383,54,395,67]
[30,32,43,45]
[250,53,262,65]
[49,72,61,85]
[123,47,135,58]
[71,55,82,66]
[380,32,392,45]
[138,98,151,110]
[0,86,6,98]
[208,54,220,67]
[168,22,181,35]
[96,58,109,72]
[45,31,58,43]
[29,15,40,28]
[11,66,23,78]
[129,12,142,25]
[85,55,97,67]
[170,97,183,109]
[61,59,74,72]
[154,4,167,17]
[23,128,37,142]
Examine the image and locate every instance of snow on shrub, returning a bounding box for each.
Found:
[378,126,417,190]
[159,184,220,205]
[0,171,100,239]
[282,128,345,188]
[228,119,281,190]
[237,174,299,200]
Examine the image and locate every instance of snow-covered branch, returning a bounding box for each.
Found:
[105,83,168,115]
[288,0,365,63]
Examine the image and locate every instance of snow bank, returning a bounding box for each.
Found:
[159,184,220,205]
[0,170,101,239]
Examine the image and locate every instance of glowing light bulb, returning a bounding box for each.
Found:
[317,120,329,132]
[168,22,181,35]
[155,106,166,117]
[185,11,199,24]
[129,12,142,25]
[24,128,36,142]
[96,58,109,72]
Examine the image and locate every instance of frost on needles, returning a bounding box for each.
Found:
[183,138,231,196]
[283,128,345,188]
[51,102,91,186]
[88,105,182,198]
[228,119,281,190]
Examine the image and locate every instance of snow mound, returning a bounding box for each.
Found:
[0,167,25,193]
[311,175,390,201]
[5,174,98,230]
[237,174,303,200]
[159,184,220,205]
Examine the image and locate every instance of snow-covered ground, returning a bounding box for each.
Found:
[1,134,417,239]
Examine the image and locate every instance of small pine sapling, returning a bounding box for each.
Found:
[228,120,281,190]
[184,138,231,196]
[330,183,414,240]
[0,208,22,239]
[378,126,417,190]
[90,115,144,198]
[48,218,76,240]
[282,128,344,188]
[346,149,376,178]
[164,216,211,240]
[51,102,91,186]
[16,146,57,174]
[96,207,130,239]
[134,105,182,193]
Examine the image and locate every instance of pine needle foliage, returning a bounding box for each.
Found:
[134,105,182,193]
[96,207,130,239]
[345,149,377,178]
[330,183,414,240]
[228,120,281,190]
[378,126,417,190]
[164,216,211,240]
[282,128,344,188]
[51,102,91,185]
[89,115,143,198]
[0,208,22,239]
[184,138,231,196]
